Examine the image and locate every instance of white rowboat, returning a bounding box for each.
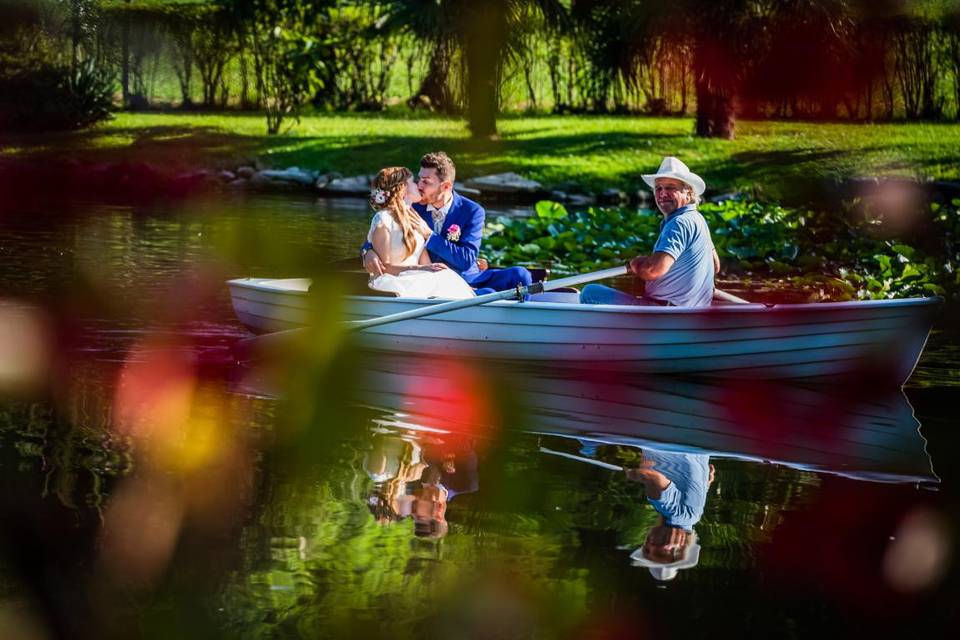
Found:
[227,277,940,386]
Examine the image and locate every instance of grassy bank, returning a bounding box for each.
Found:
[6,111,960,201]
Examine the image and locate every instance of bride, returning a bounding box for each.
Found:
[366,167,475,299]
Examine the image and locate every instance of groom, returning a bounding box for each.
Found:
[361,151,532,295]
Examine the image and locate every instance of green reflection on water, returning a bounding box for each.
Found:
[0,195,955,637]
[1,371,825,637]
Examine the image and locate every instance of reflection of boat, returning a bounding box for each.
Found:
[227,278,939,386]
[345,355,938,486]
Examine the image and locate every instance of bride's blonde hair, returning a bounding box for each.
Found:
[370,167,424,259]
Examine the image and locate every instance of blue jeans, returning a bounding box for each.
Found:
[580,284,665,306]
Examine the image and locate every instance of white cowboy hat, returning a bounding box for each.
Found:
[642,156,706,196]
[629,537,702,582]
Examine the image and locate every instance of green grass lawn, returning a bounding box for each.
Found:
[7,110,960,203]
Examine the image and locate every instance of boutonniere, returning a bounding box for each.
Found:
[446,224,461,242]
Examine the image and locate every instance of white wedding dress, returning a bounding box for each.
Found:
[366,210,475,299]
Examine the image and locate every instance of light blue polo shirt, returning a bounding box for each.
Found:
[644,449,711,531]
[643,205,715,307]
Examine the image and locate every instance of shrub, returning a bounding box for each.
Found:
[0,60,114,132]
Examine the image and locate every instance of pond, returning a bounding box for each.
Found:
[0,195,957,639]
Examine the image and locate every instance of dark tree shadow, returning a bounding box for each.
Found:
[6,114,956,207]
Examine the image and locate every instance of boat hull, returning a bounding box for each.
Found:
[227,277,940,385]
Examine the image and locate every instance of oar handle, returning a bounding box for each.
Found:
[538,446,624,471]
[713,288,751,305]
[345,285,526,332]
[540,264,628,291]
[344,264,630,332]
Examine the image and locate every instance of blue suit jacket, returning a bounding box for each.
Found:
[415,192,484,283]
[363,191,485,284]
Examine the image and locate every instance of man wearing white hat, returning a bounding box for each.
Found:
[580,156,719,307]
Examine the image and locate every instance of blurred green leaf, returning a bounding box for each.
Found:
[535,200,568,220]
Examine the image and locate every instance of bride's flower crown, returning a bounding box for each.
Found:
[371,188,388,205]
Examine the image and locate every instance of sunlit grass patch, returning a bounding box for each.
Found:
[10,111,960,199]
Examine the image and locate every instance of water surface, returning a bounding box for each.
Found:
[0,195,957,639]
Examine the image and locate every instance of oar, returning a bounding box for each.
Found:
[233,264,629,358]
[713,288,750,305]
[346,264,628,332]
[234,264,754,358]
[538,446,624,471]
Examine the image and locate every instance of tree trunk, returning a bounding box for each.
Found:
[954,54,960,120]
[237,29,253,109]
[882,67,894,119]
[405,49,416,97]
[658,59,666,106]
[841,95,857,120]
[171,28,195,109]
[121,0,131,106]
[523,43,538,111]
[548,41,561,111]
[463,5,505,139]
[693,42,736,139]
[411,40,453,112]
[817,96,838,121]
[680,58,688,115]
[695,85,736,138]
[464,41,499,138]
[219,74,229,108]
[70,0,82,80]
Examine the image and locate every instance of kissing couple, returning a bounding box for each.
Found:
[360,151,532,299]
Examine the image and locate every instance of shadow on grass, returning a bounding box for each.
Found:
[7,122,684,171]
[3,124,300,169]
[701,148,853,204]
[4,117,910,205]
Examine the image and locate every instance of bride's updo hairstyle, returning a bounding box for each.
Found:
[371,166,424,260]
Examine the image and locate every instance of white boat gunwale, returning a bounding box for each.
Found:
[227,277,942,314]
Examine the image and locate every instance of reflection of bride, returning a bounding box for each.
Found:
[366,167,475,299]
[363,434,428,522]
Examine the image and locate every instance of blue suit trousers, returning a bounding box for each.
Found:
[469,266,533,296]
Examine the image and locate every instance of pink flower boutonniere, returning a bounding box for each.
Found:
[446,224,461,242]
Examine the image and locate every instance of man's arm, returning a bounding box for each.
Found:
[424,203,482,272]
[362,242,385,276]
[624,466,671,500]
[630,252,676,280]
[630,216,690,281]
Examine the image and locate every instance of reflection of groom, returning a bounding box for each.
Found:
[361,151,532,294]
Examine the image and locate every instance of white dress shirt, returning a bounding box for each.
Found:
[426,195,454,234]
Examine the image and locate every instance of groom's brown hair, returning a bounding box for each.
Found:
[420,151,456,184]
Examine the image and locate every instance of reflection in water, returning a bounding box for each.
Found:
[0,331,947,636]
[364,430,479,539]
[625,448,713,581]
[537,443,713,581]
[346,353,939,486]
[228,350,944,590]
[1,195,956,637]
[321,351,940,589]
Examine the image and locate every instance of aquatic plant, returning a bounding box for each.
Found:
[483,198,960,301]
